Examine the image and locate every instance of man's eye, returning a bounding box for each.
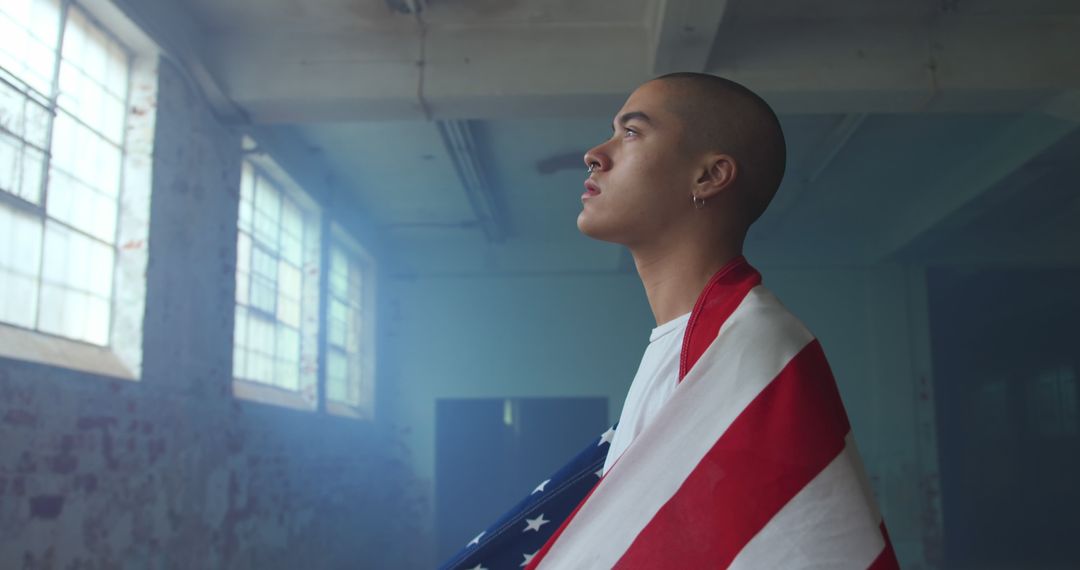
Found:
[624,128,639,137]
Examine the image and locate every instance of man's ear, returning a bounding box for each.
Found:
[694,154,738,200]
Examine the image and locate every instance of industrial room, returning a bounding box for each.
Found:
[0,0,1078,568]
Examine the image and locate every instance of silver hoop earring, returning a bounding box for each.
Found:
[692,195,706,209]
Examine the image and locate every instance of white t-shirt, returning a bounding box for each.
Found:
[602,311,691,475]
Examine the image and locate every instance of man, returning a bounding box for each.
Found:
[442,73,897,569]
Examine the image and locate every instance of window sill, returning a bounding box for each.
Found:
[233,378,317,411]
[0,323,136,380]
[327,399,372,420]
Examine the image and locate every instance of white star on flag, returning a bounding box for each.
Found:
[520,551,537,567]
[467,531,485,547]
[466,565,487,570]
[594,467,604,478]
[523,513,550,533]
[531,479,550,494]
[598,426,615,446]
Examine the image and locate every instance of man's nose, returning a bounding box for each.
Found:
[584,146,610,173]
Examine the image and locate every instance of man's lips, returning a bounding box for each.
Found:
[582,180,600,200]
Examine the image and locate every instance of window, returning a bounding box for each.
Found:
[232,148,376,418]
[326,227,375,418]
[233,159,321,409]
[0,0,152,378]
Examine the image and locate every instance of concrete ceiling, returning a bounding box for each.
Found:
[130,0,1080,274]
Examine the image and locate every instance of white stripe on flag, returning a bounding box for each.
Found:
[537,287,815,569]
[729,434,886,569]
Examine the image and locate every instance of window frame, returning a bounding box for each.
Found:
[324,223,376,420]
[232,151,322,411]
[0,0,134,344]
[230,142,378,420]
[0,0,154,380]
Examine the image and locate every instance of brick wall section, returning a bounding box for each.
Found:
[0,60,427,569]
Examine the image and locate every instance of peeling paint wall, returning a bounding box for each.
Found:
[0,61,427,569]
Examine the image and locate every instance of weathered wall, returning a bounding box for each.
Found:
[0,61,426,569]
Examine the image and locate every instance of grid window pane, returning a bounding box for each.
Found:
[38,283,109,344]
[0,75,49,204]
[0,202,43,276]
[0,202,42,327]
[278,296,300,330]
[275,359,299,391]
[0,0,62,95]
[276,325,299,366]
[0,269,39,328]
[35,220,113,343]
[0,135,16,192]
[326,239,369,409]
[251,244,277,279]
[47,167,117,242]
[328,298,346,347]
[250,274,275,314]
[249,315,273,355]
[253,176,280,246]
[326,349,347,403]
[57,60,126,145]
[41,220,113,297]
[1,79,50,149]
[23,98,50,149]
[233,162,319,395]
[279,261,300,299]
[0,2,130,345]
[346,307,361,351]
[0,132,44,203]
[329,248,347,297]
[18,145,44,203]
[49,111,122,199]
[280,232,301,267]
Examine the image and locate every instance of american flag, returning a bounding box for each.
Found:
[442,257,898,569]
[439,425,616,570]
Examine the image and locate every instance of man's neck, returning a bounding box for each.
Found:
[631,239,743,326]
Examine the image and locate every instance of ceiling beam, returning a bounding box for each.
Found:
[436,121,508,243]
[650,0,730,75]
[872,113,1077,260]
[202,15,1080,122]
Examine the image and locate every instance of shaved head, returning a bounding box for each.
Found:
[653,73,787,227]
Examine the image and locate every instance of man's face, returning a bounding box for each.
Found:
[578,80,700,246]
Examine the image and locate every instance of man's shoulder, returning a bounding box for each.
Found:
[727,285,815,349]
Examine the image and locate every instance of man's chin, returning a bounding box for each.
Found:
[576,214,602,240]
[577,215,625,245]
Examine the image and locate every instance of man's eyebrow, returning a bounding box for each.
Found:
[612,111,653,131]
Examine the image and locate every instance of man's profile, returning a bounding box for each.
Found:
[441,73,898,570]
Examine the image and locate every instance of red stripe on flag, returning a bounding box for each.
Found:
[869,521,901,569]
[679,256,762,382]
[614,340,851,568]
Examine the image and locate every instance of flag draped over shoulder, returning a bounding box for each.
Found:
[442,257,899,570]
